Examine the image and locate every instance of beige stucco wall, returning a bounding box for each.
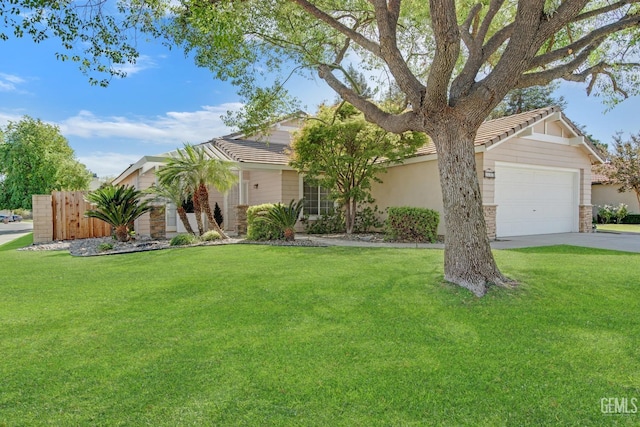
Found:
[249,170,283,205]
[592,184,640,213]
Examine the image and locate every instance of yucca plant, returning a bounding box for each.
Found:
[85,185,153,242]
[258,199,304,241]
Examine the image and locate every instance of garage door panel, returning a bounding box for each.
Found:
[495,165,578,237]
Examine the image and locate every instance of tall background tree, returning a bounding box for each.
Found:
[0,116,92,209]
[5,1,640,295]
[290,103,425,234]
[488,83,567,119]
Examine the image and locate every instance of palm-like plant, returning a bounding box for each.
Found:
[145,179,195,235]
[157,144,237,238]
[85,185,153,242]
[259,199,304,241]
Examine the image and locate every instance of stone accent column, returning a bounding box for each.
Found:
[483,204,497,240]
[579,205,593,233]
[32,195,54,243]
[236,205,249,235]
[149,206,166,239]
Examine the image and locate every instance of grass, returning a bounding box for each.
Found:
[596,223,640,234]
[1,234,639,425]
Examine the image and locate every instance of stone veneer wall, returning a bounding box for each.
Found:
[579,205,593,233]
[483,204,497,240]
[236,205,248,236]
[149,206,166,239]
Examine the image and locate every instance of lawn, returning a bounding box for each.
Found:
[1,235,639,426]
[596,224,640,234]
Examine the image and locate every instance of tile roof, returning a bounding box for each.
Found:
[415,106,561,156]
[213,138,290,165]
[204,106,599,165]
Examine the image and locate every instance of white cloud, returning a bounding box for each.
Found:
[77,152,145,178]
[0,73,26,92]
[58,103,243,144]
[0,111,24,126]
[113,55,157,77]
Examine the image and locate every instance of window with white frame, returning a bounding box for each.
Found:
[303,179,333,216]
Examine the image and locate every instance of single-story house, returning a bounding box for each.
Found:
[591,168,640,214]
[114,106,604,239]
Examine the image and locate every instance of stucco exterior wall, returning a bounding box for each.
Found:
[592,184,640,213]
[281,170,300,204]
[134,170,158,237]
[249,170,283,205]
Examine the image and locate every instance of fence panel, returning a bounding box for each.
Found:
[51,191,112,241]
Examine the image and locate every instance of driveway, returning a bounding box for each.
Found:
[0,221,33,246]
[306,232,640,253]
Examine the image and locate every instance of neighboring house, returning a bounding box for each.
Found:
[114,106,604,239]
[591,169,640,214]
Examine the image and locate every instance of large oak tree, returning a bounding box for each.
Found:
[5,0,639,295]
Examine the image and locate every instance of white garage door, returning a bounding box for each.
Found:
[495,164,578,237]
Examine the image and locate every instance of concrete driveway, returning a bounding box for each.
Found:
[490,232,640,252]
[0,221,33,246]
[307,232,640,253]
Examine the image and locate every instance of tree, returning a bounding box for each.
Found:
[488,83,567,119]
[8,1,640,296]
[290,103,425,234]
[0,116,92,209]
[85,185,153,242]
[597,132,640,211]
[146,180,196,235]
[157,144,238,238]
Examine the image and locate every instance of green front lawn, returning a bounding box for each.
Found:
[1,235,639,425]
[597,223,640,234]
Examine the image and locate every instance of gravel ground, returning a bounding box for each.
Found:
[19,235,326,256]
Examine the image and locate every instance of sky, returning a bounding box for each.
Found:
[1,33,639,178]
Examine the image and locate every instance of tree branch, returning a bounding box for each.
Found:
[572,0,640,23]
[425,0,461,107]
[291,0,382,57]
[317,64,422,133]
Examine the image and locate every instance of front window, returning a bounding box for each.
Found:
[303,180,332,216]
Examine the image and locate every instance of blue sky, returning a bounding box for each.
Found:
[1,35,639,178]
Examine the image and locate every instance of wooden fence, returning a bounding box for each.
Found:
[32,191,112,243]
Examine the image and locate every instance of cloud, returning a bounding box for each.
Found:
[58,103,243,144]
[77,152,145,178]
[113,55,157,77]
[0,73,26,92]
[0,111,24,126]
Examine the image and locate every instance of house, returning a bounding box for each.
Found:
[114,106,604,239]
[591,168,640,214]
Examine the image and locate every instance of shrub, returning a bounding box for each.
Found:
[598,204,629,224]
[302,209,345,234]
[621,214,640,224]
[384,206,439,243]
[257,200,304,241]
[247,204,282,240]
[201,230,221,241]
[170,233,199,246]
[213,202,223,227]
[353,204,384,233]
[97,242,114,252]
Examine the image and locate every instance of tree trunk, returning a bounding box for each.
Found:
[114,225,130,242]
[433,123,513,296]
[344,197,356,234]
[198,183,229,239]
[192,192,205,236]
[177,206,195,235]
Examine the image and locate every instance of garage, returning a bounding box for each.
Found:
[494,164,579,237]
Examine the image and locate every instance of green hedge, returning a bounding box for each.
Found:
[621,214,640,224]
[247,204,283,241]
[384,206,439,243]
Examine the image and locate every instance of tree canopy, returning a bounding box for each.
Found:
[290,103,425,234]
[0,116,92,209]
[488,83,567,120]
